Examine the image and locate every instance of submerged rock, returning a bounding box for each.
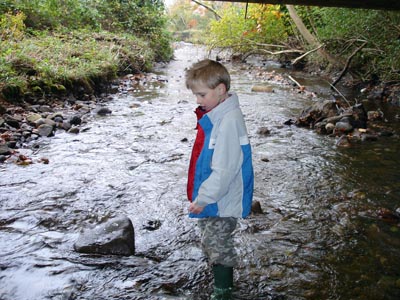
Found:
[0,144,12,155]
[251,201,263,214]
[251,85,274,93]
[74,215,135,256]
[96,107,112,115]
[257,127,271,135]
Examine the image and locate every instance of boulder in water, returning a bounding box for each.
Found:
[74,215,135,256]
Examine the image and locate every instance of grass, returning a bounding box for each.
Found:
[0,30,156,103]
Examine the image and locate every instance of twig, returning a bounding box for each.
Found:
[288,75,303,88]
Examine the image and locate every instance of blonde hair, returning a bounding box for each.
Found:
[185,59,230,91]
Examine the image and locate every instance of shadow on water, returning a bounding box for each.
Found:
[0,42,400,300]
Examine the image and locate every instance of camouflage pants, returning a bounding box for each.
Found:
[198,217,238,267]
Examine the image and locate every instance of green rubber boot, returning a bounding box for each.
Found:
[211,264,233,300]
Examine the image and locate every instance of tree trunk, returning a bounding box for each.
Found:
[286,5,337,66]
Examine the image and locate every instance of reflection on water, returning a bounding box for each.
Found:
[0,43,399,300]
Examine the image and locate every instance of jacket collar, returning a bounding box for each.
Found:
[206,92,239,123]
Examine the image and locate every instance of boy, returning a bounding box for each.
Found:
[185,59,254,299]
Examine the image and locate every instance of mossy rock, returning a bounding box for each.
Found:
[1,85,23,103]
[31,86,43,94]
[0,104,6,115]
[50,84,67,95]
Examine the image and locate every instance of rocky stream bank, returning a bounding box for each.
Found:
[1,63,400,166]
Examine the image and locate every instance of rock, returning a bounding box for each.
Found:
[7,141,17,149]
[257,127,271,135]
[251,201,263,214]
[34,118,55,128]
[50,83,67,94]
[4,115,20,129]
[96,107,112,115]
[74,215,135,256]
[34,118,46,127]
[336,135,351,147]
[37,124,54,137]
[43,118,56,127]
[54,116,63,124]
[68,127,80,134]
[325,115,344,124]
[20,122,33,132]
[315,121,327,134]
[361,134,378,142]
[251,85,274,93]
[283,119,294,126]
[325,123,335,134]
[38,105,53,113]
[142,219,161,231]
[47,112,64,121]
[62,122,72,131]
[26,113,42,124]
[69,115,82,126]
[0,144,12,155]
[296,100,338,127]
[335,121,353,134]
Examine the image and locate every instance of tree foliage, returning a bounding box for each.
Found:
[207,4,287,52]
[316,8,400,81]
[174,2,400,82]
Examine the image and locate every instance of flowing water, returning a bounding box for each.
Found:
[1,43,400,300]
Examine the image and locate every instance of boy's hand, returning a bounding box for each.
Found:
[189,202,204,214]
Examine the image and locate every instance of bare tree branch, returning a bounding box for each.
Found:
[291,44,324,65]
[332,41,368,86]
[243,48,303,60]
[191,0,221,20]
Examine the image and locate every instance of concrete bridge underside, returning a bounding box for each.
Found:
[207,0,400,10]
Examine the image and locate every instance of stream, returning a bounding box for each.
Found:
[1,42,400,300]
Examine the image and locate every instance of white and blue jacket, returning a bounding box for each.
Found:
[187,92,254,218]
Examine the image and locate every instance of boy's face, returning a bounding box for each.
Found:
[191,83,225,112]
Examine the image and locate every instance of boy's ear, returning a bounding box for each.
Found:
[218,83,226,95]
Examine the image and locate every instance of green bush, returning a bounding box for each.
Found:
[0,11,26,40]
[316,8,400,81]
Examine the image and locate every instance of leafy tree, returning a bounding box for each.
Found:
[206,4,288,53]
